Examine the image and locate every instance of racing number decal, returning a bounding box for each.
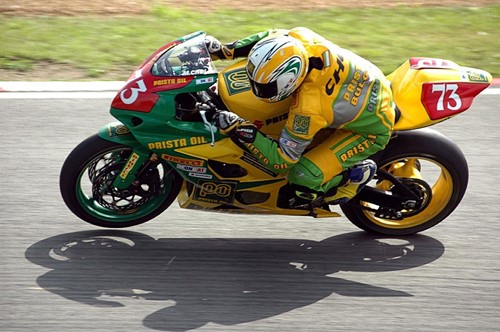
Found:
[120,79,147,104]
[431,83,462,111]
[111,72,159,113]
[422,82,486,120]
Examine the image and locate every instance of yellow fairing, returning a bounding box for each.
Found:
[174,138,340,217]
[218,60,292,139]
[388,58,491,131]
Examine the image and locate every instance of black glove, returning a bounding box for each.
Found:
[214,111,257,143]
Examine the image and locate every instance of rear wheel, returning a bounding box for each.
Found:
[60,134,183,228]
[341,128,468,235]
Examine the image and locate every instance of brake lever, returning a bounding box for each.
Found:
[197,104,216,147]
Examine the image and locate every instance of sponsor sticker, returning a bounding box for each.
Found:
[222,68,251,95]
[466,70,490,83]
[196,77,215,85]
[161,154,204,166]
[292,115,310,135]
[120,152,140,180]
[177,164,207,173]
[189,172,213,179]
[107,124,130,137]
[279,137,298,148]
[193,180,237,204]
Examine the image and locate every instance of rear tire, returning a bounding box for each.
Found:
[60,134,183,228]
[341,128,468,235]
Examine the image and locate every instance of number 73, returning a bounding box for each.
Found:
[431,83,462,111]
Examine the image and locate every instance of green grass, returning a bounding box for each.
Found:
[1,4,499,79]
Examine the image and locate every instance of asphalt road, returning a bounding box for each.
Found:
[1,91,499,332]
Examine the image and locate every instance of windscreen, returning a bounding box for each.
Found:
[151,34,217,77]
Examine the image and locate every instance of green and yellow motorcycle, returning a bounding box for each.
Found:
[60,31,491,235]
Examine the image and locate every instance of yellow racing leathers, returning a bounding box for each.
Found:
[217,27,395,194]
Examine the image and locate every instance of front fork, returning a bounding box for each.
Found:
[98,122,154,190]
[112,148,151,189]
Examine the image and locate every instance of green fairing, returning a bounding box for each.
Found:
[105,78,219,148]
[98,123,142,146]
[99,77,219,187]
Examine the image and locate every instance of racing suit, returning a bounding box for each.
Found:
[212,27,395,195]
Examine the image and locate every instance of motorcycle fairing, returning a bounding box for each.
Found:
[388,57,491,131]
[111,31,217,114]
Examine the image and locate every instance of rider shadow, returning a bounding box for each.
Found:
[25,230,444,331]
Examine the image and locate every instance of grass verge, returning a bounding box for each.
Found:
[1,4,499,80]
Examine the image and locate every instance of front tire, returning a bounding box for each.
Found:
[341,128,468,235]
[60,134,183,228]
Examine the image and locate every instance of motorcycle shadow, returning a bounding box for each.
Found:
[25,230,444,331]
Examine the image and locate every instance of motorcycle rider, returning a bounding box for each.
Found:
[206,27,396,206]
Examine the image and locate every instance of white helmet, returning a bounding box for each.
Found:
[246,35,309,102]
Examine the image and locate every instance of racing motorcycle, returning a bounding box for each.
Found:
[60,31,492,235]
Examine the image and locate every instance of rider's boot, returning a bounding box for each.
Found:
[289,159,376,208]
[323,159,377,204]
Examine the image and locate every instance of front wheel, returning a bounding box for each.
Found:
[341,128,468,235]
[60,134,183,228]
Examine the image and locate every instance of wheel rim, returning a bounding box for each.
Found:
[361,157,454,229]
[75,147,174,223]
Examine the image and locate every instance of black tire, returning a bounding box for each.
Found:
[60,134,183,228]
[341,128,468,235]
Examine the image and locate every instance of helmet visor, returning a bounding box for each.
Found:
[250,80,278,100]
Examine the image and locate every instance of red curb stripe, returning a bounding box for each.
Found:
[492,78,500,86]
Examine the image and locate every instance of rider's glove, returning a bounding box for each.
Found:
[205,36,222,54]
[215,110,241,133]
[214,111,257,143]
[205,36,235,60]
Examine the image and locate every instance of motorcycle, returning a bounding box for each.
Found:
[60,31,492,235]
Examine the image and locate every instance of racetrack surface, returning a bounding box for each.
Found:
[1,92,499,331]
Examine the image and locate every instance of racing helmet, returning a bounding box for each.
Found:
[246,35,309,102]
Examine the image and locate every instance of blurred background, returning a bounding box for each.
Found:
[1,0,499,81]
